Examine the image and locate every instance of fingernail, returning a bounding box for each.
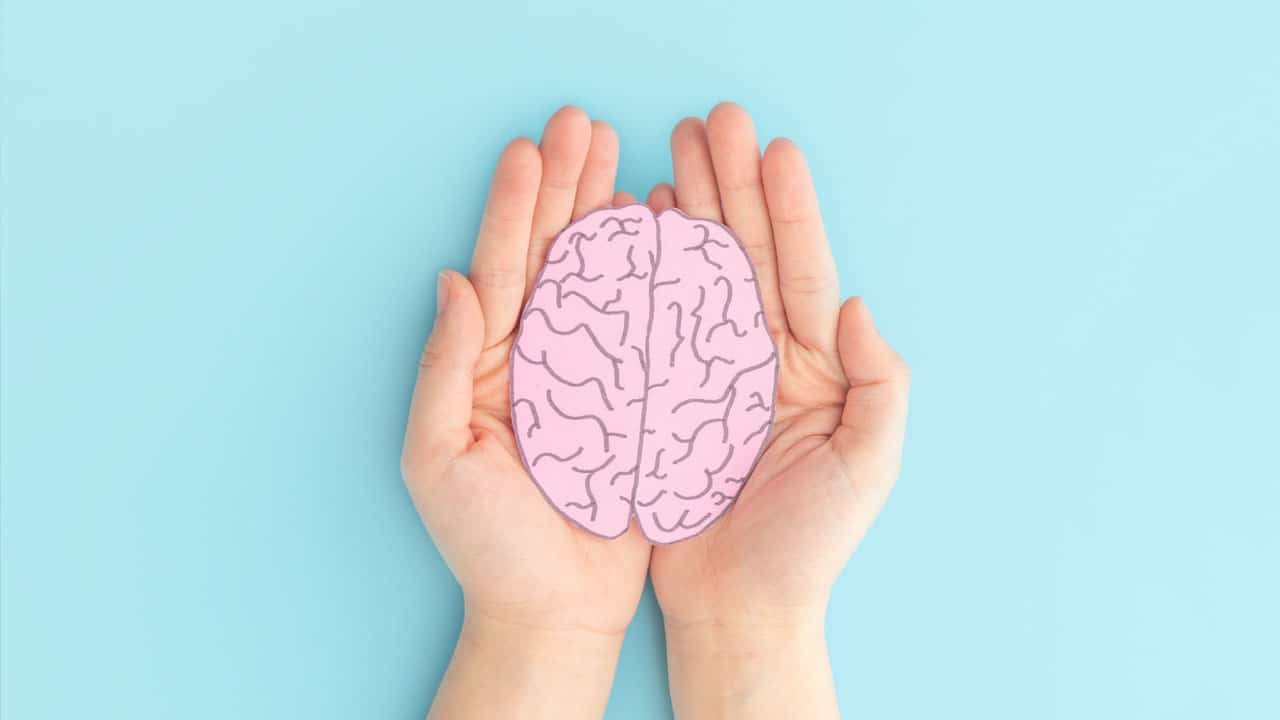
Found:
[436,271,450,316]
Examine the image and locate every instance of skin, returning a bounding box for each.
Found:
[402,104,910,719]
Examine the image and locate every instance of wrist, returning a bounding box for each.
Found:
[459,602,627,665]
[664,610,826,652]
[428,605,624,720]
[663,612,837,720]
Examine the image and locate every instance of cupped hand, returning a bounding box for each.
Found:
[401,102,908,718]
[401,107,650,639]
[646,104,911,631]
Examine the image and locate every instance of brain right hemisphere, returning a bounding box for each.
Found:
[510,205,778,544]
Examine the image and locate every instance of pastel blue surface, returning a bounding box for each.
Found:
[3,0,1278,717]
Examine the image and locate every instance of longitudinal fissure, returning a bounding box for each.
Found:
[627,216,661,521]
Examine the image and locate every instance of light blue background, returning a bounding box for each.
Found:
[3,0,1277,717]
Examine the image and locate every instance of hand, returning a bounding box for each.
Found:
[646,104,911,719]
[401,107,651,719]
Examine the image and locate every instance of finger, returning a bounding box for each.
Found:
[403,271,486,476]
[525,106,592,290]
[762,138,840,350]
[469,138,541,347]
[573,121,620,219]
[705,103,788,336]
[830,298,910,496]
[670,117,722,222]
[612,191,637,206]
[646,182,675,212]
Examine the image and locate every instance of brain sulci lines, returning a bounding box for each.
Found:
[510,205,778,544]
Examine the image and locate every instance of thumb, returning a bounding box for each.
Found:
[402,270,485,477]
[830,297,911,492]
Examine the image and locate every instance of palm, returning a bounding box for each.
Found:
[651,329,897,622]
[645,104,910,625]
[441,337,650,633]
[402,108,652,636]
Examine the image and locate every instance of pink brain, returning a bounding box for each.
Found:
[510,205,778,544]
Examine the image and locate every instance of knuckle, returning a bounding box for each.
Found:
[770,211,814,227]
[468,267,523,291]
[399,449,420,482]
[481,208,526,226]
[400,447,441,487]
[401,432,453,484]
[417,344,445,372]
[737,235,774,256]
[681,200,721,218]
[400,441,431,483]
[779,272,835,297]
[717,177,761,194]
[539,175,579,192]
[889,353,912,387]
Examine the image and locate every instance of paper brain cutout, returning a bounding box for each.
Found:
[510,205,778,544]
